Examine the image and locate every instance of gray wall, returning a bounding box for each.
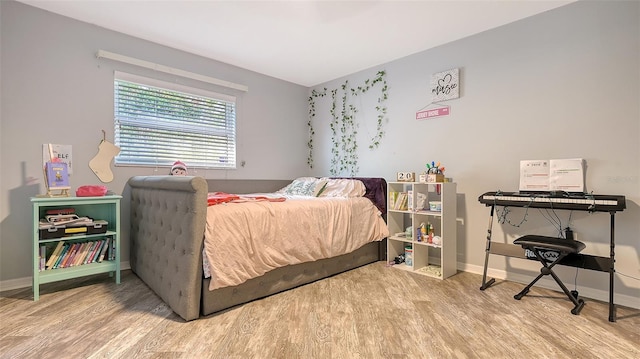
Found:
[310,1,639,307]
[0,1,309,285]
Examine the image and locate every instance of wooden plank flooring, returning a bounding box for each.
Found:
[1,262,638,358]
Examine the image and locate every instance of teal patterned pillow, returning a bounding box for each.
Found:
[277,177,327,196]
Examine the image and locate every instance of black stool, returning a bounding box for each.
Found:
[512,235,586,315]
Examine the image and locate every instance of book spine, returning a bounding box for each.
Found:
[58,243,71,268]
[62,243,78,268]
[69,242,81,267]
[110,238,115,261]
[39,245,46,271]
[83,241,98,265]
[74,242,87,266]
[45,241,65,269]
[84,240,97,264]
[53,243,69,269]
[88,240,103,264]
[394,192,408,210]
[78,241,92,266]
[72,242,87,267]
[97,238,110,262]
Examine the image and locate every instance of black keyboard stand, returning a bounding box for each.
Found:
[478,191,626,322]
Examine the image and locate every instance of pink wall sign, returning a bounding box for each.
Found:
[416,106,450,120]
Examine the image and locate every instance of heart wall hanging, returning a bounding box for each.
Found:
[431,68,459,102]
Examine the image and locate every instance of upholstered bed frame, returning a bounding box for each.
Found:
[128,176,386,321]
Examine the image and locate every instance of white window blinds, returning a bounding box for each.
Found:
[114,72,236,169]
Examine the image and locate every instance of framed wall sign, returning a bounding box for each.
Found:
[430,68,459,102]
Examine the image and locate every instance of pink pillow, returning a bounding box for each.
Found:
[76,185,108,197]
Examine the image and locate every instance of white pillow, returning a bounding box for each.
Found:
[317,178,365,197]
[276,177,327,197]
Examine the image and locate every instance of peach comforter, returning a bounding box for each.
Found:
[202,195,388,290]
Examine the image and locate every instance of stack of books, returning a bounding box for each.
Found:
[390,191,409,210]
[39,238,114,271]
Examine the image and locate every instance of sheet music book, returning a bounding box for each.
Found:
[550,158,585,192]
[519,158,586,193]
[519,160,550,192]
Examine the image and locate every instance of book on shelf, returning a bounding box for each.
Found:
[45,241,65,269]
[44,161,70,191]
[58,243,72,268]
[39,246,46,271]
[39,242,59,271]
[42,238,113,269]
[79,241,93,265]
[392,192,408,210]
[72,242,88,266]
[67,242,81,267]
[97,239,107,261]
[83,241,98,264]
[87,240,102,264]
[81,242,93,265]
[110,239,116,261]
[97,238,111,262]
[62,243,80,268]
[390,191,399,208]
[52,244,68,269]
[83,241,98,265]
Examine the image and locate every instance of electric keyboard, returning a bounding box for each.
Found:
[478,190,626,322]
[478,192,626,212]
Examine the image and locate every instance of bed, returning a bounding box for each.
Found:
[128,175,388,321]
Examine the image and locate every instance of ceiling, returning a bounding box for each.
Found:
[18,0,575,87]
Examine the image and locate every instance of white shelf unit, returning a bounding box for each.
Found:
[387,182,457,279]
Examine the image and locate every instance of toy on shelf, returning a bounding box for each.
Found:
[426,161,445,174]
[420,161,446,183]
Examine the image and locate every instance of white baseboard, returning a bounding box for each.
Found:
[0,261,131,292]
[459,262,640,310]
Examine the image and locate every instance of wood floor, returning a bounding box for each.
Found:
[1,262,638,359]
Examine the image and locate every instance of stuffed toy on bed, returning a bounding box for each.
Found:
[170,161,188,176]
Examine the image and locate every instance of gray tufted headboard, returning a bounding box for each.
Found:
[129,176,208,320]
[128,175,292,320]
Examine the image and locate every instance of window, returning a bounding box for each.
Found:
[114,72,236,169]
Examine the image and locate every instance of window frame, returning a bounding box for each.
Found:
[113,71,237,170]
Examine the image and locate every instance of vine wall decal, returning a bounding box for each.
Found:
[308,70,388,176]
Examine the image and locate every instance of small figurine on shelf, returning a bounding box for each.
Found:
[170,161,188,176]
